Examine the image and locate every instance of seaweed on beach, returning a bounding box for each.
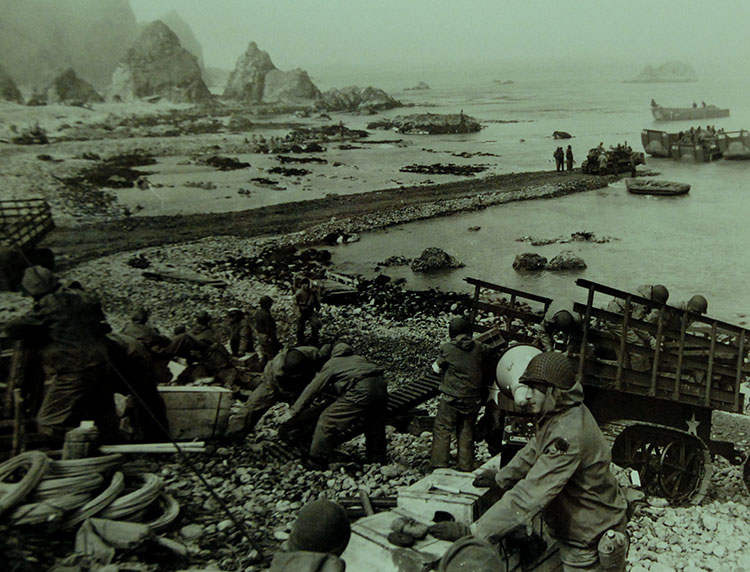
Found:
[399,163,488,176]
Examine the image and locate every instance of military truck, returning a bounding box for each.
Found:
[464,276,749,505]
[580,145,646,175]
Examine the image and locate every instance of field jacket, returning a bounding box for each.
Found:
[435,334,488,400]
[472,381,627,547]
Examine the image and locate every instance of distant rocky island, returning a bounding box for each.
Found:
[626,61,697,83]
[404,82,430,91]
[367,112,481,135]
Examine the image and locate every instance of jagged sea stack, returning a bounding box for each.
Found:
[223,41,320,104]
[109,20,211,103]
[29,68,104,105]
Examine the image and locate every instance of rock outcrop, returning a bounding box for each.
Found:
[28,68,104,105]
[512,253,547,271]
[223,42,320,104]
[109,21,211,103]
[0,0,137,88]
[368,113,481,134]
[627,62,697,83]
[405,82,430,91]
[157,10,205,70]
[410,248,464,272]
[318,86,401,113]
[546,250,587,271]
[0,65,23,103]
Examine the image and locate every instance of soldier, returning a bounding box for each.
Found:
[254,295,281,368]
[225,345,331,437]
[226,307,253,357]
[295,277,322,346]
[287,343,388,469]
[565,145,574,171]
[430,317,491,472]
[5,266,118,441]
[434,351,629,572]
[537,299,583,353]
[270,499,350,571]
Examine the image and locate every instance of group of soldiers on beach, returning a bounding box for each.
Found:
[9,261,713,571]
[2,262,678,570]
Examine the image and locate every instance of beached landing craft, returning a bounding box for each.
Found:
[716,129,750,160]
[641,129,722,162]
[625,178,690,196]
[464,277,750,506]
[651,101,730,122]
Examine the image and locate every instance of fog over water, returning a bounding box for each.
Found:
[128,0,750,81]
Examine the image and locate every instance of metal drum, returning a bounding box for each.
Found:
[493,343,542,403]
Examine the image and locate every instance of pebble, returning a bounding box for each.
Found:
[181,524,205,540]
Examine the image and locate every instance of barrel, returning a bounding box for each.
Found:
[494,344,542,403]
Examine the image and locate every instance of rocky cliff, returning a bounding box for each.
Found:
[109,21,211,103]
[156,10,205,70]
[0,0,137,88]
[318,86,401,112]
[27,68,104,105]
[223,42,320,104]
[0,65,23,103]
[627,61,697,83]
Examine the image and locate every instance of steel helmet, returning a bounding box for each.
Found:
[449,316,472,338]
[650,284,669,305]
[552,310,575,331]
[287,499,351,556]
[284,349,311,377]
[259,295,273,309]
[519,351,575,390]
[687,295,708,314]
[21,266,60,298]
[438,536,503,572]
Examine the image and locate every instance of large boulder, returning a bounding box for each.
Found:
[512,253,547,271]
[109,20,211,103]
[0,64,23,103]
[223,42,320,104]
[410,248,464,272]
[318,86,401,112]
[627,62,697,83]
[368,112,481,134]
[546,250,587,271]
[28,68,104,105]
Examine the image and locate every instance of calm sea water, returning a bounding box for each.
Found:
[315,64,750,324]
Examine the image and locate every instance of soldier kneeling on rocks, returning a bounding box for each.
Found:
[270,499,351,571]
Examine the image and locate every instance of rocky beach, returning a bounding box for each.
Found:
[2,97,750,572]
[2,3,750,571]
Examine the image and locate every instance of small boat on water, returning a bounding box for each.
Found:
[651,101,729,121]
[625,178,690,196]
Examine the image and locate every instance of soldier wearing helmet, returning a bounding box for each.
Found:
[470,351,629,571]
[604,284,670,371]
[225,344,331,438]
[537,299,583,353]
[6,267,118,441]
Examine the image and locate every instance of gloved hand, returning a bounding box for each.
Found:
[428,521,471,542]
[472,469,498,488]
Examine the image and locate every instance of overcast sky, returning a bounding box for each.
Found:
[130,0,750,75]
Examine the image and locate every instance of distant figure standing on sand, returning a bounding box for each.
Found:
[565,145,574,171]
[553,147,564,172]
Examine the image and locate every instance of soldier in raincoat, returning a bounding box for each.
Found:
[469,351,629,571]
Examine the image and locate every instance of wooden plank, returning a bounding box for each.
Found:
[464,277,553,306]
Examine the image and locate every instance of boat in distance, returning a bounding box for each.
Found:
[625,178,690,196]
[650,100,729,122]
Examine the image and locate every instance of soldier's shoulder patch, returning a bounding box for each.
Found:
[545,437,569,455]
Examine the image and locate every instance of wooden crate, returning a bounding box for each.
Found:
[157,386,232,440]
